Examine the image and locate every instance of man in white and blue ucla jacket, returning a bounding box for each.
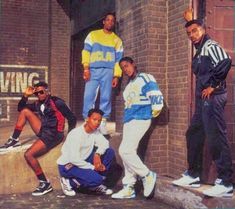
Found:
[112,57,164,199]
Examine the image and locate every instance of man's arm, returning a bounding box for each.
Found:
[93,134,109,171]
[54,99,77,132]
[208,43,232,88]
[202,43,232,99]
[82,32,93,81]
[112,37,124,87]
[142,74,164,117]
[18,86,36,112]
[94,134,109,155]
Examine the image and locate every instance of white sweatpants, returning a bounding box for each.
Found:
[119,119,151,185]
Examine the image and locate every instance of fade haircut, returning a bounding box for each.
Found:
[33,81,48,89]
[185,19,205,28]
[88,108,104,117]
[119,56,134,65]
[103,12,116,21]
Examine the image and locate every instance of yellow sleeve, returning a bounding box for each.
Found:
[82,32,93,67]
[113,36,123,77]
[82,50,90,67]
[113,63,122,77]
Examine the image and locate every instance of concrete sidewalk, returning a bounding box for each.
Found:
[0,123,234,209]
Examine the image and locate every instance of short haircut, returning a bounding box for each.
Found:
[119,56,134,65]
[185,19,205,28]
[33,81,48,89]
[88,108,104,117]
[103,12,116,21]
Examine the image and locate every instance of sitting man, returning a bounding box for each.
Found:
[57,108,115,196]
[0,81,77,196]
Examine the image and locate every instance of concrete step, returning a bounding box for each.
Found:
[0,141,62,194]
[0,121,118,195]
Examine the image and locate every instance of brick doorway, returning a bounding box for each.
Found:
[200,0,235,183]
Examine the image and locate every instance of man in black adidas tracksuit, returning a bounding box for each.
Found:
[172,19,233,198]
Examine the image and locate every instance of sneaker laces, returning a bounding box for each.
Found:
[92,184,107,193]
[5,137,18,145]
[61,178,72,191]
[36,181,48,190]
[142,172,151,184]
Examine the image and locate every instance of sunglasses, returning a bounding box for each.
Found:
[34,90,45,96]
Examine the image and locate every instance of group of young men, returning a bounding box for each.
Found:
[0,9,233,200]
[0,12,162,199]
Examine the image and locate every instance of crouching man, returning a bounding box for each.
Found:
[57,108,115,196]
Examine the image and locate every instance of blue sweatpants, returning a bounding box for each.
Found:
[83,67,113,119]
[58,148,115,189]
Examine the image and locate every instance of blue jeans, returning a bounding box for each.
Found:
[83,67,113,119]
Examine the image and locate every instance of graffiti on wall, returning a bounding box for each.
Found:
[0,65,48,98]
[0,64,48,121]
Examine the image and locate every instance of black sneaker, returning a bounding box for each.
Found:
[0,137,21,151]
[32,181,53,196]
[90,184,113,195]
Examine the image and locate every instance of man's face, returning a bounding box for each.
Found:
[86,112,102,131]
[186,23,205,44]
[120,61,136,78]
[103,14,115,31]
[34,86,49,101]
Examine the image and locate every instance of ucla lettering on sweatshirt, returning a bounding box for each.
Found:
[82,29,123,77]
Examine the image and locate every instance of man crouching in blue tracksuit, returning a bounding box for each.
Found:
[57,108,115,196]
[172,19,233,198]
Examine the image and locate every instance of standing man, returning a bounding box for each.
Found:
[172,18,233,198]
[82,12,123,135]
[0,81,77,196]
[111,57,164,199]
[57,108,115,196]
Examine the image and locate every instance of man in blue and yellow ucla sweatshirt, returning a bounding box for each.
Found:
[82,13,123,134]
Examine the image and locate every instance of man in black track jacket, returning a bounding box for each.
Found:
[172,19,233,198]
[0,81,77,196]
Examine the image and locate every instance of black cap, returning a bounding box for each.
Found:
[185,19,204,28]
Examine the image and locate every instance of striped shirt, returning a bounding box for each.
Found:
[192,36,232,94]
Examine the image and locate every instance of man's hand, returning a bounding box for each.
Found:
[93,153,106,172]
[202,86,215,99]
[24,86,34,97]
[83,66,91,81]
[183,8,193,22]
[112,77,119,88]
[152,109,161,118]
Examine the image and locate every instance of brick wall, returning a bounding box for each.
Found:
[0,0,71,128]
[50,0,71,102]
[116,0,168,175]
[167,0,192,177]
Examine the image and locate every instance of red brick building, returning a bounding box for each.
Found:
[0,0,234,182]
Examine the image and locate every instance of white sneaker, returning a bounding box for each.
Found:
[60,177,76,196]
[90,184,113,195]
[0,137,21,151]
[142,171,157,197]
[172,174,200,188]
[111,185,136,199]
[99,119,108,135]
[203,179,233,198]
